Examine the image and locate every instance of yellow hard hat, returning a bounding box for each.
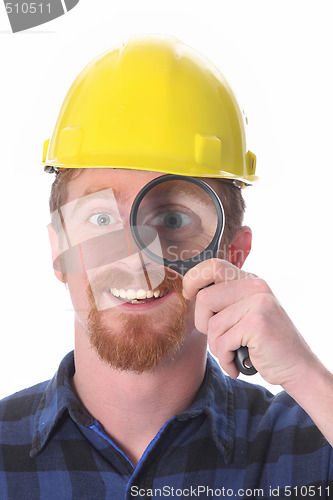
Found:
[43,35,256,182]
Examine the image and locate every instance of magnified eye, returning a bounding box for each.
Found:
[152,211,192,229]
[89,213,115,226]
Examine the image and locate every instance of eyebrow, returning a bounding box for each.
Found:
[150,181,213,206]
[69,180,215,217]
[71,187,131,215]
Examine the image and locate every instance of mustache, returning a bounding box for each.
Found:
[88,265,184,298]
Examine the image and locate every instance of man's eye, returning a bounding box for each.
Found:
[151,211,192,229]
[89,213,114,226]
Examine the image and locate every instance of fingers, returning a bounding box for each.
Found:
[181,259,314,387]
[209,321,248,379]
[193,275,271,335]
[182,259,253,301]
[207,299,260,379]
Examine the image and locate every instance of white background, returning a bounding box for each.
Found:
[0,0,332,398]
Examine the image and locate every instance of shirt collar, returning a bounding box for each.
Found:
[30,351,235,464]
[30,351,92,458]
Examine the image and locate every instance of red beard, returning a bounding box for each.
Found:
[87,267,188,373]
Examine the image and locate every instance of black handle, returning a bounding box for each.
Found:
[234,346,257,375]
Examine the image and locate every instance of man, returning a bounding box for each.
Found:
[1,35,332,499]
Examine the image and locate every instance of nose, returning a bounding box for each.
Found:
[123,224,141,256]
[120,225,163,270]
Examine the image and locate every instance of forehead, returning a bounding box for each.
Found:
[65,168,165,204]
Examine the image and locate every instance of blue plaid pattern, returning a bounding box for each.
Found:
[0,351,332,499]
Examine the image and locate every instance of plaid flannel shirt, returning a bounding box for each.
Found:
[0,351,332,499]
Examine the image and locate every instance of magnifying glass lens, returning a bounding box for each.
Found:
[134,180,218,262]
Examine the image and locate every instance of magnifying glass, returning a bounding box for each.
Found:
[130,174,257,376]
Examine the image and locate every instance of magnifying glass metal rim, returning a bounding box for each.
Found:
[130,174,225,275]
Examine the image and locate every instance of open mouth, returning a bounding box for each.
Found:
[108,287,170,304]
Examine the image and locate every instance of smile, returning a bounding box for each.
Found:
[109,287,169,304]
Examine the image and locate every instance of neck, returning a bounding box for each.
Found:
[71,317,207,466]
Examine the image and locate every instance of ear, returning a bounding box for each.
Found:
[47,223,67,283]
[227,226,252,268]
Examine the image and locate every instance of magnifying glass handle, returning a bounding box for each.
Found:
[234,346,257,375]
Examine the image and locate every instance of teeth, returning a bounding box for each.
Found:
[109,287,165,300]
[127,289,138,300]
[136,289,147,299]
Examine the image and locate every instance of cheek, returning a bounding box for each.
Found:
[66,273,91,314]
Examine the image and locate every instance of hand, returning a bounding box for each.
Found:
[182,258,317,387]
